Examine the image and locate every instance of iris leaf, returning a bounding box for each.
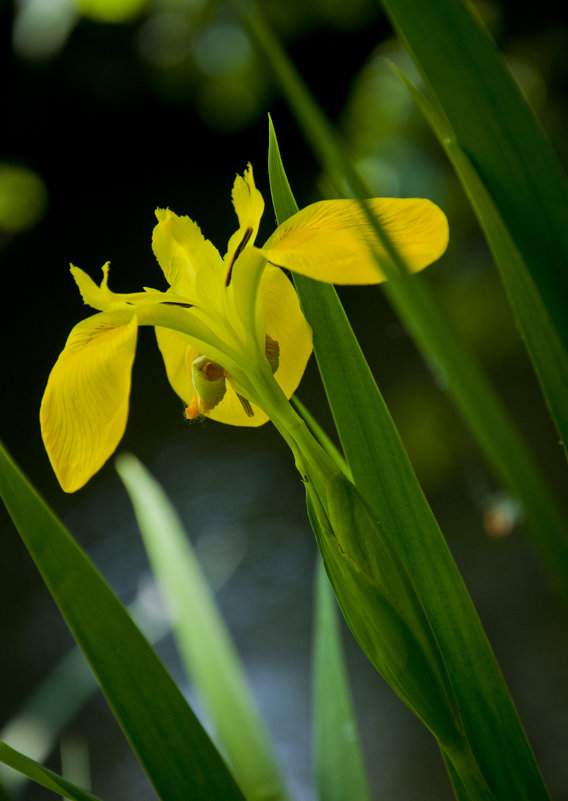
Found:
[379,0,568,353]
[116,453,290,801]
[0,441,245,801]
[0,593,172,797]
[390,63,568,456]
[249,2,568,602]
[267,117,550,799]
[0,741,103,801]
[312,559,371,801]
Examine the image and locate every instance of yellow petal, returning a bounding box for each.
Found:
[210,382,269,428]
[155,325,194,404]
[156,328,268,427]
[40,311,138,492]
[260,265,312,398]
[224,164,265,282]
[152,208,223,299]
[204,267,311,427]
[71,262,120,310]
[260,198,449,284]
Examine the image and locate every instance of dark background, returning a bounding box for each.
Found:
[1,0,568,799]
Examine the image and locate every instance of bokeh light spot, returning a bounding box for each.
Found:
[196,77,259,131]
[73,0,149,24]
[137,13,193,67]
[193,23,252,77]
[0,164,48,234]
[12,0,79,61]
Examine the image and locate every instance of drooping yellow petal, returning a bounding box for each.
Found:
[224,164,265,283]
[152,208,224,300]
[40,310,138,492]
[260,265,312,399]
[71,262,186,312]
[260,197,449,284]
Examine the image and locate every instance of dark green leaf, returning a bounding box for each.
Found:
[313,559,371,801]
[0,741,103,801]
[0,442,245,801]
[267,117,551,799]
[380,0,568,350]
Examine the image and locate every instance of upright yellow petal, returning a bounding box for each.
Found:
[152,208,223,299]
[40,310,138,492]
[260,197,449,284]
[224,164,265,282]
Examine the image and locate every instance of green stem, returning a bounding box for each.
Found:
[253,365,337,497]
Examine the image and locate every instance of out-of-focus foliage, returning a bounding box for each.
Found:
[11,0,379,131]
[0,164,48,234]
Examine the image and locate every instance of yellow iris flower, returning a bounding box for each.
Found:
[40,164,448,492]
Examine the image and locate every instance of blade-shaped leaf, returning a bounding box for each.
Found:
[265,97,568,600]
[0,441,245,801]
[116,453,290,801]
[391,63,568,454]
[267,119,551,799]
[313,558,371,801]
[308,477,494,801]
[379,0,568,350]
[0,592,171,797]
[0,741,103,801]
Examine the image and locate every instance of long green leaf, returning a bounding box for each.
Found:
[267,122,550,798]
[249,7,568,604]
[0,742,103,801]
[313,559,371,801]
[379,0,568,351]
[0,441,245,801]
[390,64,568,453]
[308,477,495,801]
[116,454,290,801]
[0,593,171,797]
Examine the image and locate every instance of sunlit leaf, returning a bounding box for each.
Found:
[116,454,290,801]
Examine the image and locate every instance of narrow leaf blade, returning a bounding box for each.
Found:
[380,0,568,349]
[116,454,290,801]
[313,559,372,801]
[0,741,103,801]
[391,64,568,453]
[0,441,245,801]
[267,118,550,799]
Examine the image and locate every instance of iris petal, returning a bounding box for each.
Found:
[40,310,138,492]
[211,382,269,427]
[260,265,312,399]
[225,164,264,274]
[156,329,268,427]
[155,326,194,405]
[260,197,449,284]
[153,208,223,300]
